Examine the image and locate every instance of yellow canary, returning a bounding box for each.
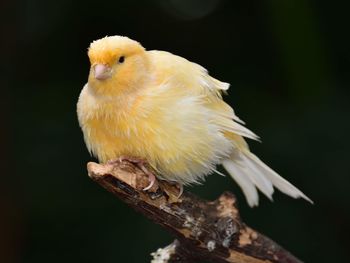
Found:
[77,35,312,207]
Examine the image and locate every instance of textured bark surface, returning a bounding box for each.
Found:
[87,161,303,263]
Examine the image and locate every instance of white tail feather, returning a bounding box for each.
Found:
[222,159,259,207]
[238,153,274,199]
[245,152,313,203]
[222,150,313,207]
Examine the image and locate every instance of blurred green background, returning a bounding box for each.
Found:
[2,0,349,262]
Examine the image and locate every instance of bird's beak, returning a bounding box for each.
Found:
[93,64,112,80]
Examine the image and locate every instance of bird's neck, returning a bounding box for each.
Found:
[85,79,149,120]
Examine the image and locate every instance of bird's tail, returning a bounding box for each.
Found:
[222,150,313,207]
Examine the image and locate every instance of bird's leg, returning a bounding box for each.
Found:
[108,156,157,191]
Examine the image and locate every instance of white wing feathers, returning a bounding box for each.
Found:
[220,119,260,141]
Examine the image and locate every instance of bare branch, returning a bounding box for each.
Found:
[87,161,303,263]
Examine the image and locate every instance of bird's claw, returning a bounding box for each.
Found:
[176,183,184,198]
[142,172,156,191]
[108,156,158,191]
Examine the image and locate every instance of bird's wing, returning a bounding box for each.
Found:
[145,52,312,206]
[148,50,259,144]
[199,75,260,143]
[190,62,312,207]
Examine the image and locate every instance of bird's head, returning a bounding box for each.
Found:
[87,36,148,96]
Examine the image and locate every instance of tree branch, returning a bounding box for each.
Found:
[87,161,303,263]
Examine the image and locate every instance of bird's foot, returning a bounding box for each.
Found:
[167,181,184,198]
[108,156,157,191]
[160,181,184,203]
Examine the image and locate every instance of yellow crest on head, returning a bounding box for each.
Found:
[88,35,145,65]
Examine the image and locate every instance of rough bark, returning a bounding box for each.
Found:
[87,160,303,263]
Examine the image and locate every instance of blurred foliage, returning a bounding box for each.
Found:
[1,0,349,262]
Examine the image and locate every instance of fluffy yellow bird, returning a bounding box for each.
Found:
[77,35,312,207]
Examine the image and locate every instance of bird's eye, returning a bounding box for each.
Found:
[118,56,125,63]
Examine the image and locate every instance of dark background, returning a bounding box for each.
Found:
[2,0,349,262]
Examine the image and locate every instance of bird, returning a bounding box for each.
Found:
[77,35,312,207]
